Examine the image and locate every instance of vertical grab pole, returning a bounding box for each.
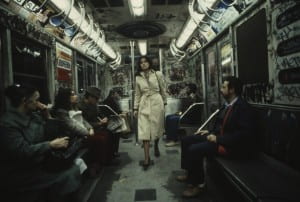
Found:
[130,40,138,144]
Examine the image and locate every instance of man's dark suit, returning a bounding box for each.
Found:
[181,97,256,186]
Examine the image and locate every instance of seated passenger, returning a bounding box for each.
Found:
[0,84,81,202]
[103,89,130,155]
[165,84,201,147]
[52,87,106,176]
[177,76,256,198]
[78,86,114,164]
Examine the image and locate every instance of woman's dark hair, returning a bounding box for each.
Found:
[135,56,153,76]
[53,87,73,111]
[4,84,37,108]
[224,76,243,96]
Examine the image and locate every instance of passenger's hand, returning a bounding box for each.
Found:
[36,101,47,110]
[101,117,108,124]
[36,101,51,118]
[206,134,217,143]
[89,128,94,136]
[50,137,69,149]
[98,117,108,125]
[194,129,209,136]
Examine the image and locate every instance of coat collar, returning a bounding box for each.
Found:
[141,69,155,79]
[0,107,31,128]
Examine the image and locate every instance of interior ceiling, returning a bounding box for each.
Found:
[87,0,189,55]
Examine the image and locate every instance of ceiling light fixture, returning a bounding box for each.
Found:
[138,40,147,56]
[49,0,120,65]
[128,0,146,17]
[171,0,236,60]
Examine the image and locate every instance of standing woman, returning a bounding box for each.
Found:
[134,56,167,169]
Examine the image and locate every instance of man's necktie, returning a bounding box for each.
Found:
[218,105,233,155]
[220,105,233,136]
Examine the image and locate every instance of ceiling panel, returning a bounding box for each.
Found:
[88,0,189,55]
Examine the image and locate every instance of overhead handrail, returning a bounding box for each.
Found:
[170,39,186,60]
[196,0,224,22]
[49,0,74,27]
[189,0,212,32]
[64,1,85,38]
[85,24,102,53]
[109,52,121,69]
[81,14,94,44]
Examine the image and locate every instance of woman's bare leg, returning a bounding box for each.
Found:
[143,140,150,164]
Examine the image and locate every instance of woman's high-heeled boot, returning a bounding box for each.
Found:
[154,139,160,157]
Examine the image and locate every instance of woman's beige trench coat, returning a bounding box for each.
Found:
[134,70,167,141]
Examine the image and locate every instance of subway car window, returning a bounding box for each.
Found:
[86,60,96,86]
[11,33,49,103]
[76,59,84,92]
[236,8,269,84]
[76,54,96,92]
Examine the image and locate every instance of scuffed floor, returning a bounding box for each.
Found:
[84,135,233,202]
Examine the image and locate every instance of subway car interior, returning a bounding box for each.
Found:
[0,0,300,202]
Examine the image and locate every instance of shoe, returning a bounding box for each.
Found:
[176,175,188,182]
[165,141,179,147]
[182,186,203,198]
[142,158,151,170]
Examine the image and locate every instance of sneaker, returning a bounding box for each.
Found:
[165,141,179,147]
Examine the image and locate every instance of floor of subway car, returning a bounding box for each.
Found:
[77,134,236,202]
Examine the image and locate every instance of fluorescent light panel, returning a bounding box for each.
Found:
[176,0,218,49]
[138,40,147,56]
[128,0,146,17]
[176,17,199,49]
[50,0,118,60]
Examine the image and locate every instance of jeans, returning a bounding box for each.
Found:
[165,114,180,141]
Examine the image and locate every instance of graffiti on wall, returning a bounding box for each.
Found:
[243,81,275,104]
[271,1,300,105]
[108,65,131,97]
[164,53,199,98]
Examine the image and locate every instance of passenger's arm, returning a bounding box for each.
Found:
[194,129,209,135]
[0,127,51,160]
[134,77,141,114]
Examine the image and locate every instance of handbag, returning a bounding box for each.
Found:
[107,115,123,132]
[43,118,85,171]
[43,136,84,171]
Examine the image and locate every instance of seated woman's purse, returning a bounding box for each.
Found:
[106,115,123,132]
[43,119,84,171]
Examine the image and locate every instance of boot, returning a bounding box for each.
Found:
[154,139,160,157]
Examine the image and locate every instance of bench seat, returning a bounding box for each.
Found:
[214,154,300,202]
